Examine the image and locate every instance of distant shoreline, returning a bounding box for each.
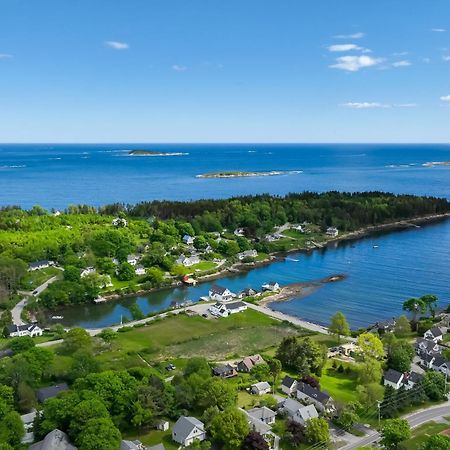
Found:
[127,150,188,157]
[196,170,302,178]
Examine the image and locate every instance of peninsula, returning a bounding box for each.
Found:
[196,170,301,178]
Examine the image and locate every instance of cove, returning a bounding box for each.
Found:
[57,218,450,330]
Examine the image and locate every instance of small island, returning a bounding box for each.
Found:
[422,161,450,167]
[196,170,302,179]
[128,150,188,156]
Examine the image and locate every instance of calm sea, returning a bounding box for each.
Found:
[1,144,449,328]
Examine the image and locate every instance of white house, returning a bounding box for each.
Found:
[431,355,450,376]
[182,235,194,245]
[127,255,140,266]
[238,250,258,261]
[251,382,271,396]
[291,224,304,232]
[29,260,54,271]
[112,217,128,227]
[280,399,319,425]
[262,281,280,292]
[281,376,298,396]
[172,416,205,447]
[234,228,245,237]
[176,254,201,267]
[416,338,441,355]
[8,324,43,338]
[208,284,234,301]
[383,369,404,390]
[247,406,276,425]
[21,410,36,444]
[135,265,146,276]
[326,227,339,237]
[80,267,96,278]
[424,327,444,343]
[209,301,247,318]
[296,382,334,413]
[242,408,279,450]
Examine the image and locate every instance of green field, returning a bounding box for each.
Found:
[401,421,450,450]
[319,360,362,403]
[98,309,308,366]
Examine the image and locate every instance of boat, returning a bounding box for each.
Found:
[373,245,379,249]
[51,315,64,320]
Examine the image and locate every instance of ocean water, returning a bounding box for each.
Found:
[1,143,450,208]
[1,143,450,328]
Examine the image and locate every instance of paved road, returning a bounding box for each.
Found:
[245,302,330,334]
[341,402,450,450]
[12,275,60,326]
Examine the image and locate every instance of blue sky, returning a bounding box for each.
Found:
[0,0,449,143]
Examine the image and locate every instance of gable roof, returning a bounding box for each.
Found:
[407,372,423,384]
[29,429,77,450]
[384,369,403,384]
[7,323,41,333]
[36,383,69,403]
[247,406,276,421]
[297,404,319,421]
[212,364,235,376]
[226,301,246,310]
[120,441,141,450]
[428,327,444,337]
[281,375,297,389]
[148,445,165,450]
[173,416,204,442]
[251,381,271,392]
[297,382,331,404]
[239,354,265,370]
[282,398,303,416]
[209,284,228,295]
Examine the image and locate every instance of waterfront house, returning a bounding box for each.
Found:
[416,338,440,355]
[36,383,69,403]
[296,382,334,413]
[326,227,339,237]
[237,354,265,372]
[182,235,194,245]
[29,429,77,450]
[383,369,405,390]
[209,301,247,318]
[238,287,258,299]
[172,416,205,446]
[135,265,146,276]
[8,323,43,338]
[80,266,96,278]
[262,281,280,292]
[208,284,234,301]
[212,364,237,378]
[281,376,298,396]
[176,254,201,267]
[279,399,319,425]
[238,249,258,260]
[28,260,54,271]
[371,318,397,334]
[424,327,444,343]
[251,381,271,396]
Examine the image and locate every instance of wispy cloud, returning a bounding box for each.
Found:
[105,41,129,50]
[342,102,389,109]
[334,32,365,39]
[392,60,412,67]
[440,95,450,101]
[422,57,431,64]
[431,28,446,32]
[443,56,450,61]
[172,64,188,72]
[394,103,417,108]
[392,51,409,57]
[330,55,384,72]
[0,53,13,59]
[327,44,371,53]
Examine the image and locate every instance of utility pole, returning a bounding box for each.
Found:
[377,400,382,428]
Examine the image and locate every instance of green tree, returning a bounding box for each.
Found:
[199,378,237,410]
[422,371,446,401]
[210,408,249,450]
[62,327,92,354]
[116,262,135,281]
[330,311,350,344]
[394,315,411,337]
[267,358,282,394]
[69,399,109,438]
[380,418,410,449]
[304,417,330,445]
[76,418,121,450]
[402,298,426,323]
[64,265,81,282]
[0,411,25,447]
[421,294,438,318]
[387,341,414,373]
[357,333,384,360]
[423,435,450,450]
[97,328,117,348]
[8,336,35,353]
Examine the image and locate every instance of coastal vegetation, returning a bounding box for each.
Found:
[196,170,298,178]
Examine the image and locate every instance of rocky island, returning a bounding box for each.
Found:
[196,170,301,178]
[423,161,450,167]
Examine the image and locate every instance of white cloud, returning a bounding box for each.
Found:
[327,44,370,53]
[392,51,409,56]
[342,102,389,109]
[105,41,129,50]
[0,54,12,59]
[442,56,450,61]
[330,55,384,72]
[440,95,450,101]
[392,60,412,67]
[334,32,365,39]
[172,64,187,72]
[432,28,446,32]
[395,103,417,108]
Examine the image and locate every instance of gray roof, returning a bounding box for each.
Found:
[226,301,246,310]
[29,260,51,269]
[247,406,276,421]
[36,383,69,403]
[148,445,165,450]
[210,284,228,295]
[172,416,204,442]
[281,375,297,389]
[282,398,303,416]
[429,327,444,337]
[297,404,319,421]
[297,382,331,404]
[407,372,423,384]
[384,369,403,384]
[8,323,41,333]
[245,412,272,435]
[29,429,77,450]
[120,441,141,450]
[251,381,271,392]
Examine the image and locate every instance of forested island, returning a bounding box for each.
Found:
[0,191,449,317]
[196,170,299,178]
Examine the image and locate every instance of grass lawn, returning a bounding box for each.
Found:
[123,426,178,450]
[97,309,309,366]
[255,252,269,262]
[319,360,361,403]
[19,267,61,290]
[401,421,450,450]
[238,391,259,409]
[192,261,217,272]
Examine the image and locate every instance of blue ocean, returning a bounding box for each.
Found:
[1,144,449,328]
